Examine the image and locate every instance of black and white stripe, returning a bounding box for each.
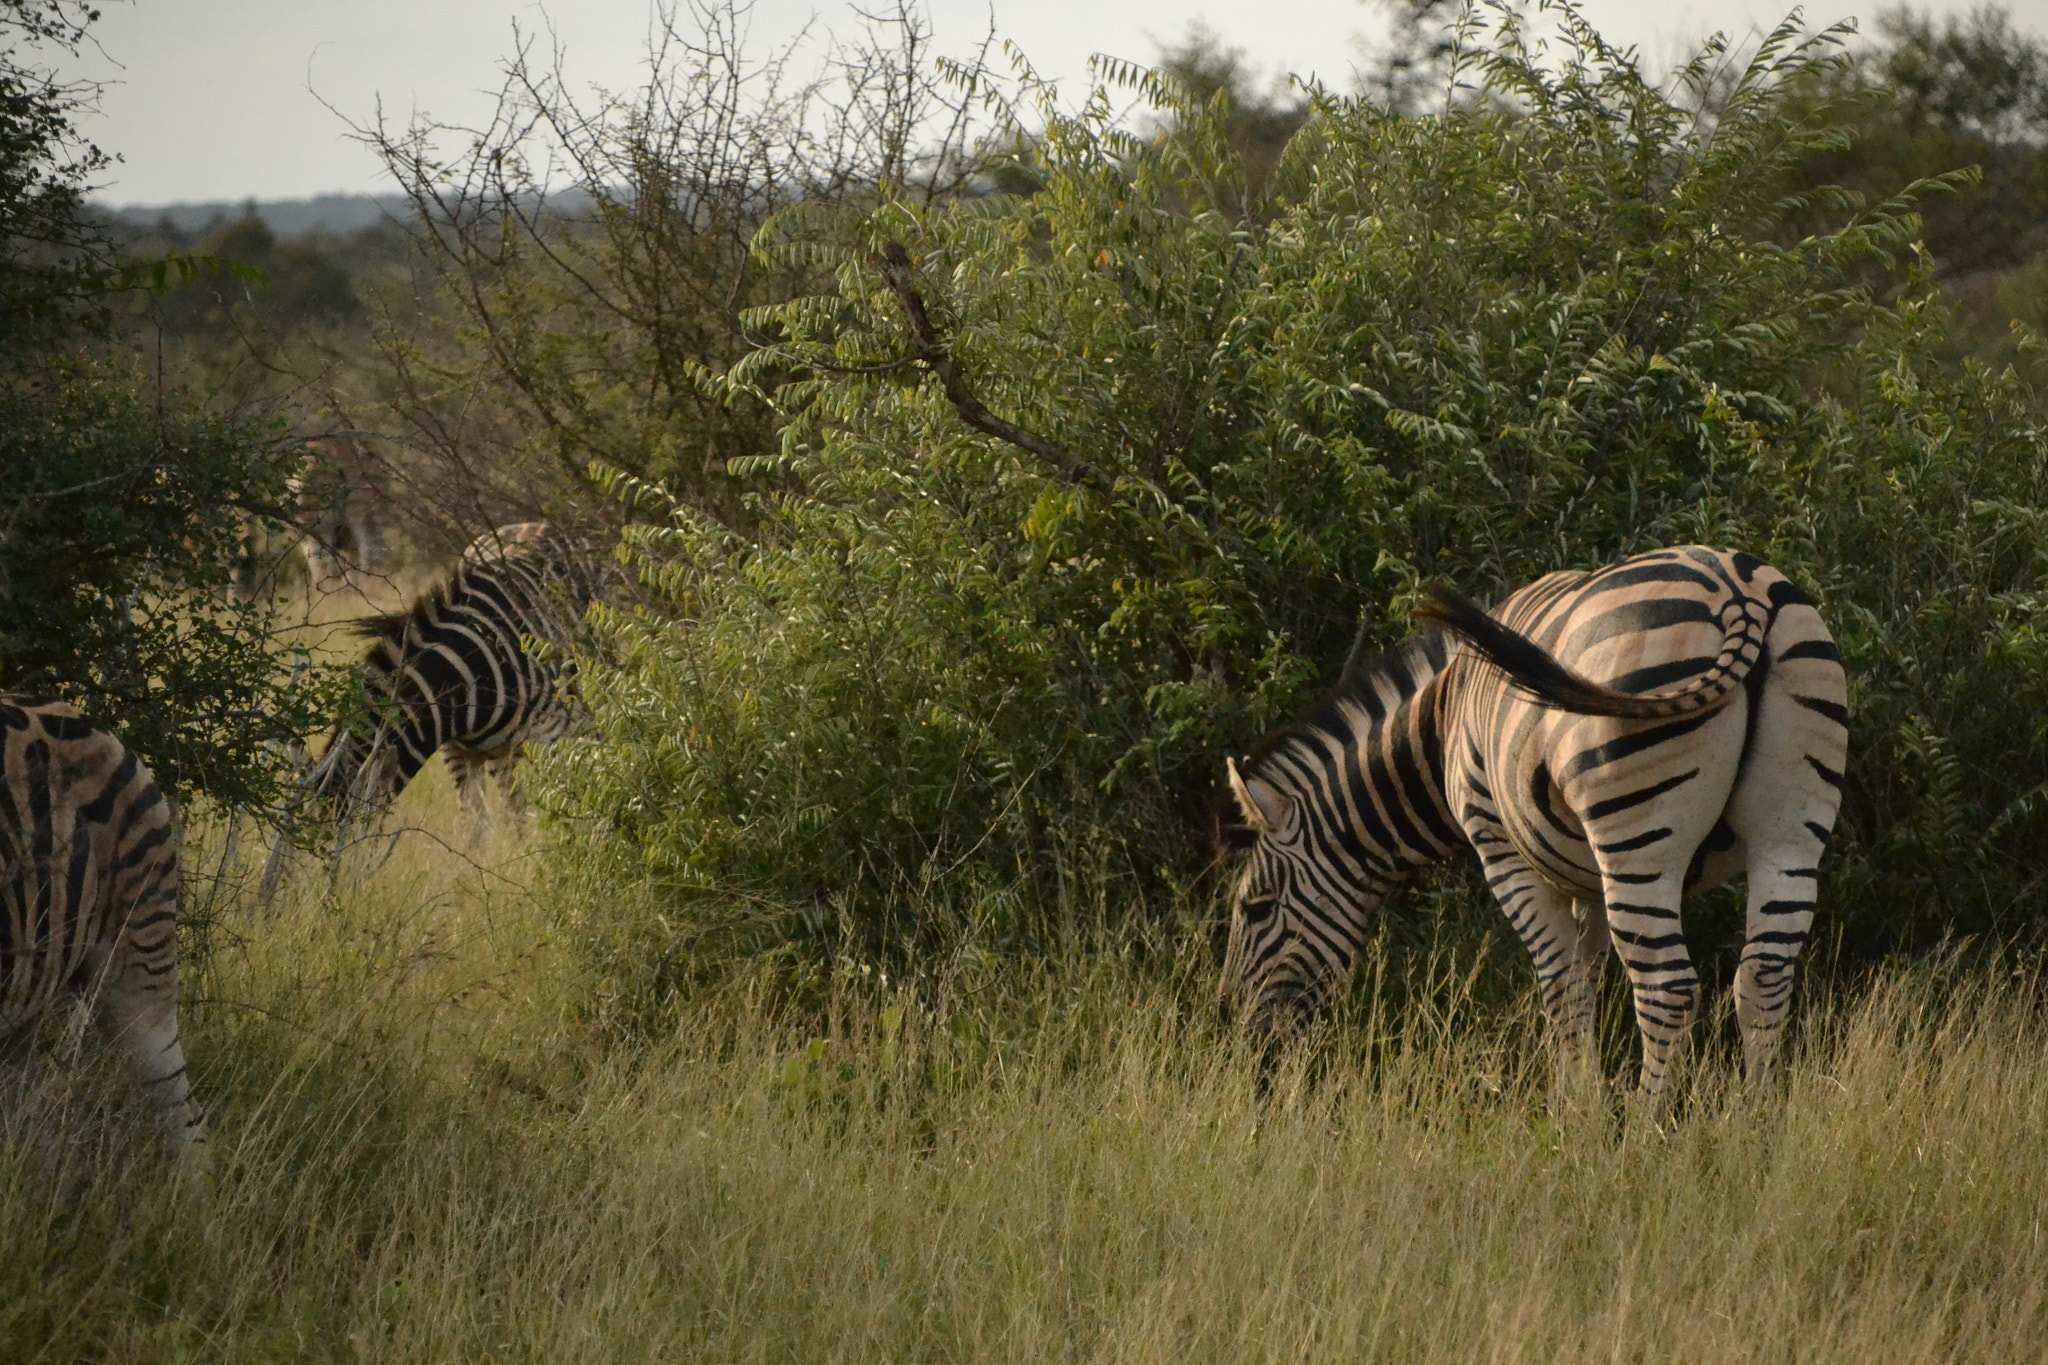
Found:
[0,699,206,1158]
[306,522,596,831]
[1221,546,1848,1099]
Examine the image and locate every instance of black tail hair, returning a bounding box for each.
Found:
[1416,585,1751,721]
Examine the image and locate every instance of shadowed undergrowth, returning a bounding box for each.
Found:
[3,810,2044,1363]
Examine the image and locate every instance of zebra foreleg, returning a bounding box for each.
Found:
[1482,848,1605,1102]
[445,748,491,844]
[256,823,298,911]
[0,1022,41,1144]
[93,984,207,1164]
[486,748,526,826]
[1562,897,1608,1096]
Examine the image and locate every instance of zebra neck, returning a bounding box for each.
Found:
[1294,643,1463,872]
[330,678,437,801]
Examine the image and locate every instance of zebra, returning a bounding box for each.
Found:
[295,432,388,592]
[225,432,389,602]
[0,699,206,1160]
[301,522,597,835]
[1219,546,1848,1102]
[257,525,594,901]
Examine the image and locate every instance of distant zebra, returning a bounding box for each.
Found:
[302,523,596,834]
[1220,546,1847,1099]
[0,700,206,1159]
[226,432,390,602]
[295,433,387,591]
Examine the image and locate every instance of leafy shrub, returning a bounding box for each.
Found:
[0,2,333,805]
[535,7,2048,1022]
[0,377,329,805]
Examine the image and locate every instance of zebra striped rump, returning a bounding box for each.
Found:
[1220,546,1848,1099]
[0,699,206,1158]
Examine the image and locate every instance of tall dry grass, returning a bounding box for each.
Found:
[4,789,2044,1361]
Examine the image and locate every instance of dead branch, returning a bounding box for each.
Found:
[872,240,1112,495]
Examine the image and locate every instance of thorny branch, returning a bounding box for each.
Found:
[872,240,1112,495]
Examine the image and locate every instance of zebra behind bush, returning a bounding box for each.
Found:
[1220,546,1847,1101]
[0,699,206,1160]
[302,522,597,835]
[296,432,388,591]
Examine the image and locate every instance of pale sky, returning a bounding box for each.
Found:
[61,0,2048,206]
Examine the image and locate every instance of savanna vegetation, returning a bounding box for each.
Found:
[8,0,2048,1357]
[0,0,331,805]
[9,815,2047,1361]
[537,1,2048,1011]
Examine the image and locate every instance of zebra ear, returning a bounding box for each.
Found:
[1227,757,1288,834]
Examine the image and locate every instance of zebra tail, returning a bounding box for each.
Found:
[1416,584,1760,720]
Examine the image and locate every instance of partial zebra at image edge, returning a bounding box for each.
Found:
[0,696,206,1164]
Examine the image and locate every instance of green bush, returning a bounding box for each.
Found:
[0,2,334,805]
[0,376,332,806]
[535,7,2048,1022]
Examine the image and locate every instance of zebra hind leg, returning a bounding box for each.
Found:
[1733,857,1821,1091]
[1723,612,1848,1093]
[1728,773,1843,1091]
[94,985,207,1166]
[1600,875,1700,1118]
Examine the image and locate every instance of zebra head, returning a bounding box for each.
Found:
[1215,633,1460,1035]
[1217,752,1392,1037]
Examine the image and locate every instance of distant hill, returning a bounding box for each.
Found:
[96,193,414,238]
[97,189,597,239]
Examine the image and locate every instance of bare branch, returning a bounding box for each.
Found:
[871,241,1111,495]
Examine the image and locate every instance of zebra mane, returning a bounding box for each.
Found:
[1208,628,1454,859]
[1240,629,1453,783]
[345,543,600,691]
[351,583,449,650]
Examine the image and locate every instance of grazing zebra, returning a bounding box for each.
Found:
[0,700,206,1159]
[302,523,597,833]
[1220,546,1847,1100]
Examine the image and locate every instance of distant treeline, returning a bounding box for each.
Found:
[96,193,415,239]
[96,189,602,240]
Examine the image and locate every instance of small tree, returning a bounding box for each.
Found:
[0,1,330,806]
[1151,23,1311,220]
[353,1,1008,544]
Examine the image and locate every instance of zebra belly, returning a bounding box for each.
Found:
[1482,818,1748,903]
[1452,792,1604,901]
